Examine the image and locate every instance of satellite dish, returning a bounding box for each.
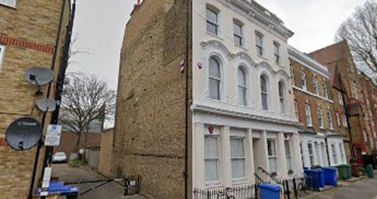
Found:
[5,117,42,150]
[24,67,54,86]
[36,98,56,112]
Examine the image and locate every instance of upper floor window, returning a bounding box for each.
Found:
[336,112,341,126]
[206,6,219,35]
[279,82,285,113]
[0,45,5,69]
[323,81,329,99]
[237,67,247,106]
[328,111,334,130]
[318,108,324,129]
[300,71,307,90]
[260,75,269,110]
[305,104,313,126]
[233,20,243,46]
[255,32,264,57]
[338,91,344,106]
[205,134,220,182]
[342,114,348,127]
[0,0,16,7]
[294,100,299,120]
[273,42,280,65]
[209,57,221,100]
[290,67,295,85]
[313,76,318,94]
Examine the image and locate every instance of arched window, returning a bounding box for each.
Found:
[209,57,221,100]
[279,81,285,113]
[237,67,247,106]
[260,75,268,110]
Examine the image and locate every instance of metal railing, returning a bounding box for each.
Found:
[193,185,257,199]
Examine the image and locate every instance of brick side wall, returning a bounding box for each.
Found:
[53,132,102,156]
[99,129,113,176]
[0,1,70,198]
[113,0,192,198]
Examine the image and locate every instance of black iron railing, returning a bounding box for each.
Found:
[193,185,258,199]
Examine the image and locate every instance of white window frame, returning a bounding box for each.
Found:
[331,144,338,165]
[255,32,264,57]
[305,104,313,127]
[339,143,345,163]
[204,134,220,183]
[0,45,5,70]
[294,100,299,119]
[267,139,278,174]
[285,140,293,174]
[233,20,244,47]
[313,76,318,95]
[230,135,246,179]
[323,81,329,99]
[237,67,248,106]
[336,112,341,126]
[327,110,334,130]
[342,114,348,127]
[338,91,344,106]
[260,75,269,111]
[300,71,307,90]
[0,0,16,7]
[208,57,222,100]
[274,42,280,65]
[308,142,315,167]
[279,82,285,113]
[290,67,295,85]
[206,6,219,36]
[318,108,324,129]
[315,142,322,166]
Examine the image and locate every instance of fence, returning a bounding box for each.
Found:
[193,185,258,199]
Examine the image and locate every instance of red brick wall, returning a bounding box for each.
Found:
[54,132,101,155]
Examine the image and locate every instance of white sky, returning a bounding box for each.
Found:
[70,0,366,90]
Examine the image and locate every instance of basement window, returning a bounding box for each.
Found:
[0,45,5,70]
[0,0,17,7]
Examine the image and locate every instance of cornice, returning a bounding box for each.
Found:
[288,46,329,77]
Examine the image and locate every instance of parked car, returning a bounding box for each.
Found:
[52,152,68,163]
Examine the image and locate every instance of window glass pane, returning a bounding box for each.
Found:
[238,87,247,106]
[233,22,242,35]
[205,136,218,158]
[209,79,220,100]
[269,157,277,173]
[279,83,284,98]
[205,136,219,181]
[238,68,246,86]
[232,159,245,178]
[260,77,267,92]
[206,23,218,35]
[231,138,245,157]
[206,8,218,23]
[209,58,220,78]
[205,159,219,181]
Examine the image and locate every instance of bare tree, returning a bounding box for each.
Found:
[60,72,116,154]
[336,0,377,74]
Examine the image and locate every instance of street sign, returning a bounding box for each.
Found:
[44,124,62,146]
[41,167,52,196]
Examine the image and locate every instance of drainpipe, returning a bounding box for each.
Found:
[184,0,189,198]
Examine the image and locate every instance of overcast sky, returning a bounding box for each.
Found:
[70,0,366,91]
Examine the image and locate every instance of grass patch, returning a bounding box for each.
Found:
[68,159,84,167]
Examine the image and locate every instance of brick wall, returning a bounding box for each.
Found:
[0,1,70,198]
[113,0,192,198]
[99,129,113,176]
[53,132,102,156]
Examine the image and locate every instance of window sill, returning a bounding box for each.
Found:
[206,31,223,41]
[257,55,268,61]
[232,178,250,186]
[205,181,223,189]
[234,44,248,51]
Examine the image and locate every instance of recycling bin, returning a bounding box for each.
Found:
[337,165,351,180]
[366,164,374,178]
[322,167,338,186]
[259,184,281,199]
[351,164,360,177]
[36,181,79,199]
[304,169,321,189]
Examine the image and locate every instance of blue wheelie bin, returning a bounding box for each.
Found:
[315,169,325,188]
[259,184,281,199]
[304,169,322,189]
[322,167,338,186]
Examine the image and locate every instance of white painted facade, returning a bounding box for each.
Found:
[288,46,347,169]
[191,0,303,190]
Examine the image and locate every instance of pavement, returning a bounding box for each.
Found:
[52,164,146,199]
[306,176,377,199]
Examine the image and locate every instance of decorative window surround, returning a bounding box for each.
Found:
[0,45,5,70]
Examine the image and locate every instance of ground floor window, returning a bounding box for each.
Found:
[267,139,278,175]
[315,142,322,166]
[339,143,345,163]
[321,143,327,166]
[331,144,338,165]
[308,142,315,167]
[285,140,293,174]
[230,136,246,179]
[205,135,220,182]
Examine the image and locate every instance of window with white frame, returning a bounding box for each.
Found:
[267,139,278,174]
[308,142,315,167]
[318,108,324,129]
[331,144,338,165]
[315,142,322,166]
[336,112,341,126]
[255,32,264,57]
[279,82,285,113]
[338,91,344,106]
[260,75,269,110]
[321,143,327,166]
[274,42,280,65]
[363,130,368,142]
[313,76,318,94]
[233,20,243,46]
[205,135,220,182]
[339,143,345,163]
[237,67,247,106]
[230,136,246,179]
[305,104,313,126]
[294,100,299,119]
[206,6,219,35]
[323,81,329,99]
[209,57,221,100]
[0,45,5,69]
[285,140,293,174]
[0,0,16,7]
[342,114,348,127]
[327,111,334,130]
[300,72,307,90]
